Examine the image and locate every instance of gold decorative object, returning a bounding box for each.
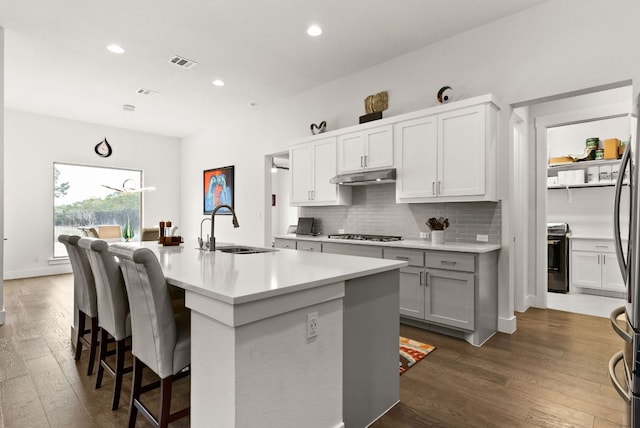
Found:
[364,91,388,114]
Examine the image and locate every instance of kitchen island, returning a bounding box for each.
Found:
[135,241,406,428]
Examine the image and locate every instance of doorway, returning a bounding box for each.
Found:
[264,152,298,247]
[514,82,633,317]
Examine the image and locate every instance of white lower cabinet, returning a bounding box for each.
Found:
[570,239,625,292]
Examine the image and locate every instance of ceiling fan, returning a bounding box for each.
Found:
[102,178,156,194]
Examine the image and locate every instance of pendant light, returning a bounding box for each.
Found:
[101,104,156,193]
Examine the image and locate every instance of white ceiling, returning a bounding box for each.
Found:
[0,0,546,138]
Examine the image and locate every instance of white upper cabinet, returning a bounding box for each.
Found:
[290,136,352,207]
[394,115,438,200]
[394,96,499,203]
[337,125,393,173]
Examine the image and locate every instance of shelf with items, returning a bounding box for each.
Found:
[547,158,623,188]
[547,182,621,189]
[547,158,621,171]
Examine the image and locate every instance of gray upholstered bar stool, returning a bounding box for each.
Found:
[58,234,99,376]
[78,237,132,410]
[109,243,190,428]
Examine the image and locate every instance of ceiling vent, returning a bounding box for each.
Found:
[169,55,197,69]
[136,88,159,96]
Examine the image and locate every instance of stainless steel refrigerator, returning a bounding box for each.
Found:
[610,98,639,427]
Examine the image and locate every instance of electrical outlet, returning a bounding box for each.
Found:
[338,228,345,234]
[307,312,318,339]
[419,232,428,239]
[476,234,489,242]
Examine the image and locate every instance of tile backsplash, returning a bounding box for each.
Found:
[300,183,501,244]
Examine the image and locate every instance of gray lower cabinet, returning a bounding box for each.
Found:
[273,238,297,249]
[385,247,497,347]
[297,241,322,252]
[398,266,425,319]
[322,242,383,258]
[274,237,498,346]
[424,268,474,331]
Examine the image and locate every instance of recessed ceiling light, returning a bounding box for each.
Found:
[212,79,225,87]
[106,44,125,54]
[307,25,322,37]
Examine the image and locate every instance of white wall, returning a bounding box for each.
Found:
[0,27,5,323]
[3,109,181,279]
[179,0,640,333]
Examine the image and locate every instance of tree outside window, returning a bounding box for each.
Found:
[53,162,142,258]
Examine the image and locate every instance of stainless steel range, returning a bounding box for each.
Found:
[327,234,403,242]
[547,223,570,293]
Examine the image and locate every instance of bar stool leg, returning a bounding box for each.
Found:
[128,357,143,428]
[95,328,108,389]
[112,338,126,410]
[87,317,99,376]
[74,311,86,362]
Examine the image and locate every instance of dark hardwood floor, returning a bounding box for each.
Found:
[375,308,629,428]
[0,274,629,427]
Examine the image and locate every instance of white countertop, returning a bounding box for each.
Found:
[568,234,616,240]
[126,240,406,305]
[274,234,501,254]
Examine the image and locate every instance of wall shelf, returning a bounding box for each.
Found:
[547,182,619,189]
[547,158,621,171]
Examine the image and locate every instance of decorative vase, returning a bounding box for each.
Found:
[123,218,134,241]
[431,230,444,246]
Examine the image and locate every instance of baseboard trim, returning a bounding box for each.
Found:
[3,265,72,280]
[498,315,517,334]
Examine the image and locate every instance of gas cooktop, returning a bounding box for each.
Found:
[327,234,403,242]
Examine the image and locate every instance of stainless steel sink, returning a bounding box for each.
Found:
[217,246,276,254]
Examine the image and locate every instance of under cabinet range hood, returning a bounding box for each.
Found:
[329,168,396,186]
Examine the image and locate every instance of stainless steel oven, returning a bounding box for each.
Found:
[548,223,570,293]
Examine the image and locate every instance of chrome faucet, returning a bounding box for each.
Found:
[198,217,212,250]
[208,204,239,251]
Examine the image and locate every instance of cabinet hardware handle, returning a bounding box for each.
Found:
[441,260,457,265]
[311,190,315,200]
[598,254,600,264]
[603,255,606,264]
[364,155,368,167]
[361,156,364,168]
[596,245,609,249]
[425,272,429,286]
[395,256,410,260]
[437,181,442,195]
[432,182,436,195]
[419,271,423,286]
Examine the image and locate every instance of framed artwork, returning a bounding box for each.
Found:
[203,165,234,215]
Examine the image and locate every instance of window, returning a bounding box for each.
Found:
[53,162,142,258]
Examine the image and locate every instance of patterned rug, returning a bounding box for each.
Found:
[399,336,435,375]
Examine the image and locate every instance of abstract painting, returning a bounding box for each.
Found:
[203,165,234,215]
